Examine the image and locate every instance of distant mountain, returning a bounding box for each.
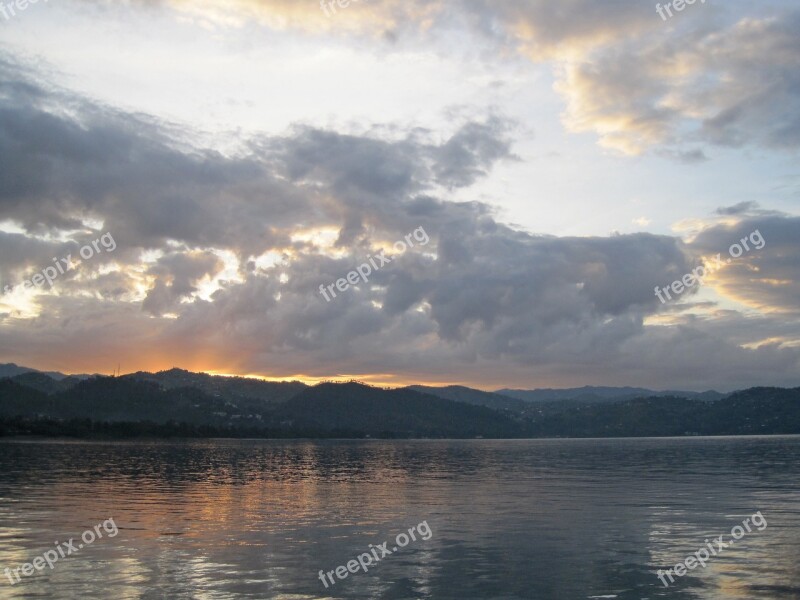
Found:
[9,372,81,394]
[524,388,800,437]
[0,363,35,379]
[0,363,94,381]
[496,386,725,403]
[0,363,797,439]
[407,385,529,413]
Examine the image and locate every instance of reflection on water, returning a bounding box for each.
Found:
[1,437,799,599]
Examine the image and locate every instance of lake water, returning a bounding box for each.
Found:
[1,437,799,599]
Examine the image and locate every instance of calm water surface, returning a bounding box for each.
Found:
[1,437,799,599]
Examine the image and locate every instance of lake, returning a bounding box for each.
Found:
[1,437,799,599]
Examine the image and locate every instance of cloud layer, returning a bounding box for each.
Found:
[1,54,798,390]
[120,0,800,157]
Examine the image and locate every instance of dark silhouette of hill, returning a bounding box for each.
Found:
[124,368,307,406]
[0,363,798,439]
[273,382,524,438]
[525,388,800,437]
[8,372,82,394]
[0,377,523,438]
[407,385,529,413]
[497,385,725,403]
[0,362,94,381]
[0,377,255,425]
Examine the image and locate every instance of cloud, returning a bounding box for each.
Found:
[109,1,800,157]
[716,201,760,216]
[0,57,798,390]
[687,215,800,317]
[431,117,518,188]
[551,7,800,154]
[143,251,225,316]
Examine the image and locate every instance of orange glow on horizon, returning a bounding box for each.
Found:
[8,355,558,392]
[16,361,513,392]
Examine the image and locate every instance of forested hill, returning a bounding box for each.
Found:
[0,366,798,439]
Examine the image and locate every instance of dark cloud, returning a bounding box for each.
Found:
[143,251,225,316]
[431,117,517,188]
[716,202,759,216]
[0,58,798,390]
[656,149,710,164]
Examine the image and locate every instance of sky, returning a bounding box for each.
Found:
[0,0,798,391]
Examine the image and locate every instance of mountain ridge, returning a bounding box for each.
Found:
[1,363,798,439]
[496,385,725,403]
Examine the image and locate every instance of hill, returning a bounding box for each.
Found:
[0,362,95,382]
[0,377,262,425]
[8,372,82,394]
[496,385,725,403]
[407,385,529,413]
[525,388,800,437]
[0,376,523,438]
[124,368,307,409]
[0,364,798,439]
[274,382,524,438]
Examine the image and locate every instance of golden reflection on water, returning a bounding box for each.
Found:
[0,438,799,599]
